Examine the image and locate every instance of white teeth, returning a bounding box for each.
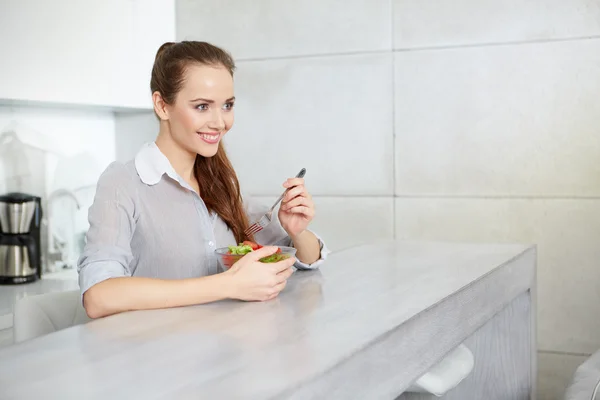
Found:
[200,134,219,142]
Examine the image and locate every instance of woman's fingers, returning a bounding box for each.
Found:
[264,280,287,301]
[286,205,315,218]
[283,178,304,189]
[282,195,313,211]
[268,257,296,274]
[275,266,294,282]
[274,280,287,292]
[283,184,308,202]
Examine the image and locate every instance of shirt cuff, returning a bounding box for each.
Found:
[289,230,331,270]
[78,261,129,297]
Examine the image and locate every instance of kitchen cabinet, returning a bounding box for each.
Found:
[0,0,175,111]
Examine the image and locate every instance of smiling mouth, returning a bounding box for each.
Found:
[197,132,221,144]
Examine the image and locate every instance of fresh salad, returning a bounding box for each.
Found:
[225,241,290,264]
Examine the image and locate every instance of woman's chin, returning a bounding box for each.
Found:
[195,143,220,158]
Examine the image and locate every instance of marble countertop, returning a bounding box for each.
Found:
[0,241,536,399]
[0,268,79,330]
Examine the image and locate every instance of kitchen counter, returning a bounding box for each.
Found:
[0,241,537,399]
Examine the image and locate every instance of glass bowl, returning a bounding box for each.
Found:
[215,246,297,270]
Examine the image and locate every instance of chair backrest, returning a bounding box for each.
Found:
[406,343,474,396]
[13,290,91,344]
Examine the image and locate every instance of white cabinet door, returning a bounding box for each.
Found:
[128,0,176,109]
[0,0,175,110]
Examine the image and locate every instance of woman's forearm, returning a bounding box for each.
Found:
[83,274,233,319]
[290,230,321,265]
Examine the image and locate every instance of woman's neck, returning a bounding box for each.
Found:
[155,125,196,182]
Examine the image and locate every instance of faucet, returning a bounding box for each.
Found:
[46,188,81,271]
[48,188,81,208]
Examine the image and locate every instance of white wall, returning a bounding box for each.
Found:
[177,1,600,398]
[390,3,600,399]
[114,112,159,163]
[0,106,116,193]
[177,0,397,254]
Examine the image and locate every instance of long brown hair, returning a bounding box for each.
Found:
[150,41,252,243]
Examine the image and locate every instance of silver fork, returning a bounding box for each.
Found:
[244,168,306,237]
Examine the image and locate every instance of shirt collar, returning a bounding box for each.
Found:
[134,142,180,186]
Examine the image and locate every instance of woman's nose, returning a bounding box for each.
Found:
[208,109,225,130]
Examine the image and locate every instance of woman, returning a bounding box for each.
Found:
[78,41,328,319]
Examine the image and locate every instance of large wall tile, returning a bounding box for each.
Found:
[394,198,600,354]
[177,0,392,59]
[250,197,394,253]
[538,352,587,400]
[306,197,394,252]
[226,54,394,196]
[394,39,600,196]
[393,0,600,49]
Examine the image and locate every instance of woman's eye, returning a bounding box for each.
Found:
[195,104,209,111]
[223,102,235,111]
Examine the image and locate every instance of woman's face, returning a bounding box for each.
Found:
[167,64,235,158]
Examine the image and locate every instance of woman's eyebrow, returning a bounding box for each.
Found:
[189,96,235,103]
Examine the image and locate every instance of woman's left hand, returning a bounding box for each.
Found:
[278,177,315,238]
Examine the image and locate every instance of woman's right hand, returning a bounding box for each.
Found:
[226,246,296,302]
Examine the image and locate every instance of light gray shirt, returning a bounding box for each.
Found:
[77,142,329,295]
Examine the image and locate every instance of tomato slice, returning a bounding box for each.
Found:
[222,255,236,268]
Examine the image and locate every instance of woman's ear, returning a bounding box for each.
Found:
[152,91,169,120]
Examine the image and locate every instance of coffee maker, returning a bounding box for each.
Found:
[0,192,42,284]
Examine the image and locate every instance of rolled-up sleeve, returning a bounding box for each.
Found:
[77,162,136,295]
[278,231,330,270]
[243,195,330,270]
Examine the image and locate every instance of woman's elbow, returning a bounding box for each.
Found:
[82,284,113,319]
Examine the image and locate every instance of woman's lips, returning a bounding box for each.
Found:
[197,132,220,144]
